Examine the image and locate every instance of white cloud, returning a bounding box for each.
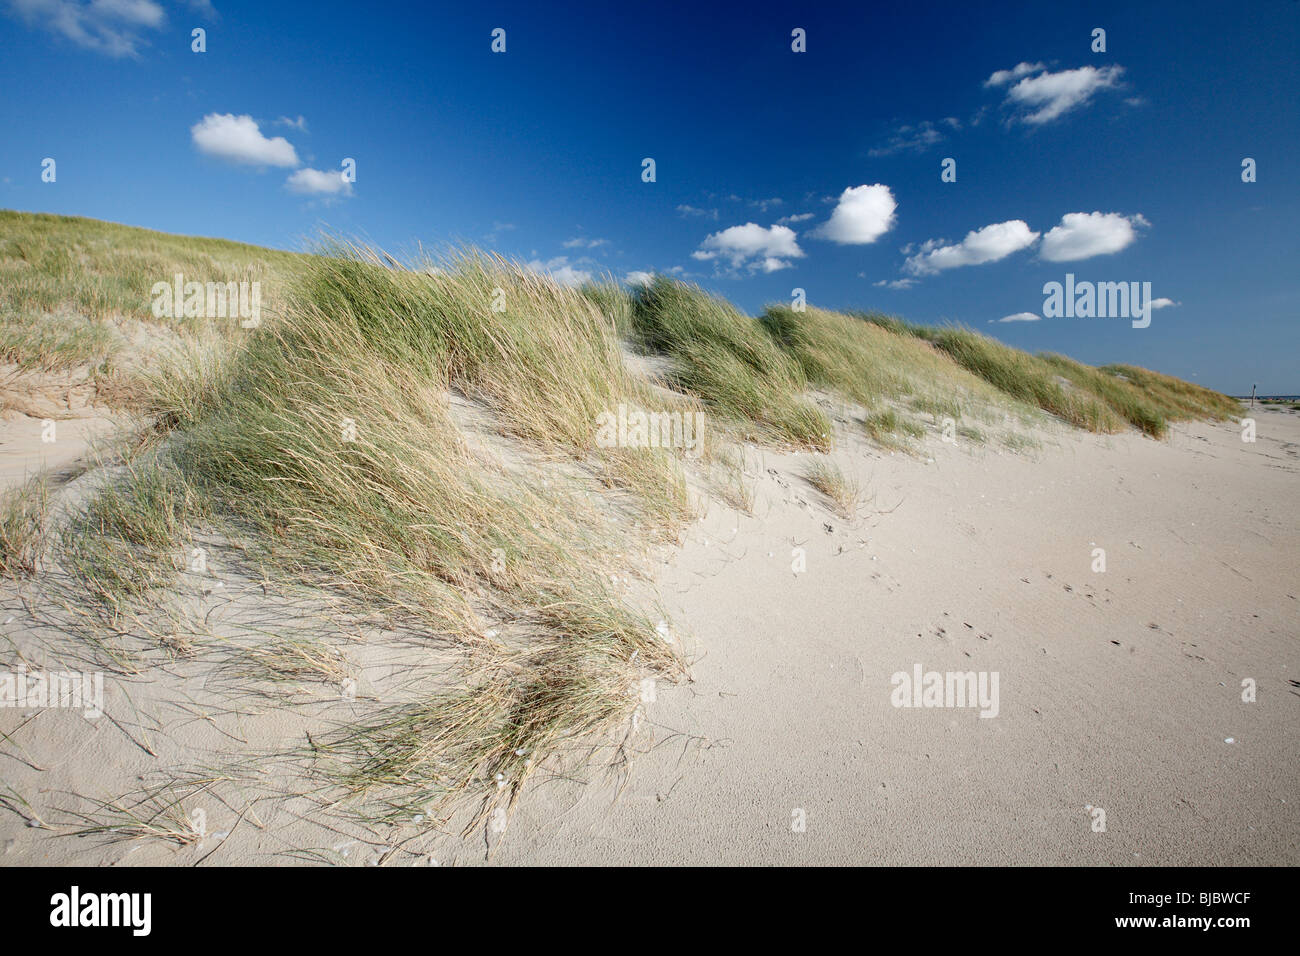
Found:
[1151,297,1178,310]
[810,184,897,245]
[869,120,954,157]
[692,223,804,272]
[873,278,917,290]
[191,113,299,167]
[676,204,719,221]
[562,237,609,249]
[904,220,1040,275]
[286,167,351,196]
[626,271,654,287]
[776,212,814,225]
[984,61,1046,87]
[275,115,308,132]
[999,64,1124,124]
[483,221,515,244]
[993,311,1041,323]
[550,265,592,286]
[8,0,166,56]
[1039,211,1148,262]
[527,256,591,287]
[748,197,783,212]
[94,0,162,24]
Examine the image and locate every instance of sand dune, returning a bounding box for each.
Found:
[3,397,1293,865]
[0,215,1291,867]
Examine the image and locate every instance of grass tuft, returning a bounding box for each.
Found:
[863,408,925,447]
[804,458,862,518]
[629,277,831,449]
[0,477,50,578]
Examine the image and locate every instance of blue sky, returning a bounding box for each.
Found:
[2,0,1297,393]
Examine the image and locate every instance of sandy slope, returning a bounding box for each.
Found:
[0,416,119,492]
[1,403,1296,866]
[483,404,1299,865]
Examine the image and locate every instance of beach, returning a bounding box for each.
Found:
[3,394,1294,866]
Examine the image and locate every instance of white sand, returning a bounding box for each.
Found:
[485,405,1299,865]
[2,403,1296,865]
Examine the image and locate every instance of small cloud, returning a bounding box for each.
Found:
[692,223,804,273]
[776,212,814,225]
[626,271,654,287]
[191,113,299,167]
[873,278,917,290]
[482,222,514,245]
[993,311,1041,323]
[527,256,591,287]
[676,204,719,221]
[904,220,1040,276]
[869,120,948,157]
[810,184,897,245]
[748,197,784,212]
[1039,211,1148,262]
[274,115,308,132]
[562,237,609,249]
[1151,297,1178,310]
[285,167,351,196]
[186,0,218,19]
[997,64,1125,125]
[984,61,1047,87]
[8,0,167,57]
